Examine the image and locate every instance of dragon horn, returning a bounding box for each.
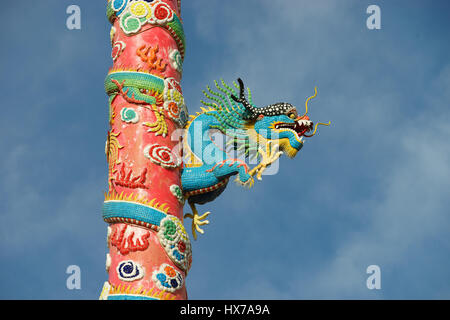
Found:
[230,78,245,102]
[231,78,259,118]
[237,78,245,99]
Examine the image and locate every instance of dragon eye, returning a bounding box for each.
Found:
[288,113,296,119]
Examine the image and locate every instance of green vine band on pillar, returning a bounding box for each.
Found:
[105,71,165,99]
[107,0,186,60]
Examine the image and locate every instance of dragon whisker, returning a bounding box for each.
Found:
[304,121,331,137]
[302,86,317,118]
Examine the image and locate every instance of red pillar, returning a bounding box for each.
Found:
[100,0,190,300]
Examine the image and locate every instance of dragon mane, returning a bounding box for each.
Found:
[199,79,263,160]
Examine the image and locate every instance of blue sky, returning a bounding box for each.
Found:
[0,0,449,299]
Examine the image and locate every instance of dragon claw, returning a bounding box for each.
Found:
[248,142,283,181]
[185,203,211,240]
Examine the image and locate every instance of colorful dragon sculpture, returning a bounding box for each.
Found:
[182,78,330,239]
[102,0,329,300]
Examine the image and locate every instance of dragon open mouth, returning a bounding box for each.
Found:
[274,119,314,139]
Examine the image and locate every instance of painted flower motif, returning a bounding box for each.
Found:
[169,49,183,73]
[152,263,184,292]
[170,184,185,204]
[163,78,188,127]
[115,0,179,37]
[130,1,152,19]
[163,100,187,128]
[112,0,129,16]
[120,107,139,123]
[143,144,181,168]
[151,2,174,25]
[164,265,177,277]
[117,260,144,282]
[162,219,177,241]
[163,100,180,124]
[177,240,186,253]
[167,102,179,115]
[157,215,192,272]
[120,10,146,35]
[111,41,126,62]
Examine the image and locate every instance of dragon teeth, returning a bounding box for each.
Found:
[297,119,312,128]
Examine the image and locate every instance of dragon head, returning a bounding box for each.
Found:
[253,104,312,158]
[231,79,329,158]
